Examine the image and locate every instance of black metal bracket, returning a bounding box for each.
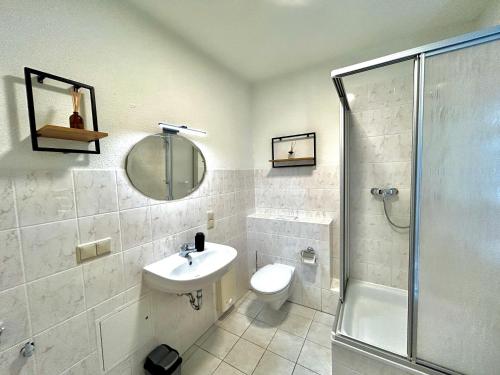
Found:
[24,67,101,154]
[271,132,316,168]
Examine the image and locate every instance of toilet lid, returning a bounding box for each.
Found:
[251,264,294,294]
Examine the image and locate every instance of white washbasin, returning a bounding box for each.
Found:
[143,242,237,294]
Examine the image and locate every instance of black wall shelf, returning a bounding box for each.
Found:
[270,132,316,168]
[24,67,103,154]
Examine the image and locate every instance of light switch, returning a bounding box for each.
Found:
[207,210,215,229]
[207,210,214,220]
[78,242,97,262]
[96,237,112,256]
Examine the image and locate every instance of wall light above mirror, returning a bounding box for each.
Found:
[125,131,206,201]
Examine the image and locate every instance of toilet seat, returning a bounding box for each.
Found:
[251,264,294,294]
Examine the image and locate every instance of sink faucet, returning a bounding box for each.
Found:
[179,243,197,265]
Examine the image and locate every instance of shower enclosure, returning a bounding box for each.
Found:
[331,26,500,375]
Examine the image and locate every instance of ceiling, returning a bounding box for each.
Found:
[127,0,491,81]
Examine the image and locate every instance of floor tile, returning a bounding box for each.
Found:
[241,320,277,348]
[281,302,316,319]
[306,321,331,348]
[292,364,318,375]
[279,312,312,338]
[267,330,304,362]
[182,345,199,362]
[200,327,239,359]
[196,325,217,345]
[256,305,287,327]
[217,311,252,336]
[224,338,265,374]
[236,297,264,318]
[297,340,332,375]
[313,311,335,327]
[253,351,295,375]
[213,362,245,375]
[183,348,221,375]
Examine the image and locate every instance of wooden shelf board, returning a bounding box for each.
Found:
[37,125,108,142]
[269,157,315,162]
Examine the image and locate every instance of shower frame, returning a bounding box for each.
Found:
[331,25,500,375]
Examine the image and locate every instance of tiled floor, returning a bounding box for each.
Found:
[182,291,334,375]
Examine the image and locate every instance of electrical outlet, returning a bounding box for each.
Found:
[207,210,214,220]
[77,242,97,262]
[96,237,112,256]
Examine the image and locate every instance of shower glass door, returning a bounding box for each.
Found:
[416,38,500,374]
[340,61,414,356]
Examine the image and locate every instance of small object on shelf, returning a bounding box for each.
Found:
[270,132,316,168]
[24,67,103,154]
[37,125,108,142]
[69,87,84,129]
[288,141,296,158]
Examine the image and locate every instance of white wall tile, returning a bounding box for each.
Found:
[15,170,75,226]
[123,243,154,289]
[21,219,79,281]
[302,285,321,310]
[60,351,101,375]
[321,288,338,314]
[0,343,36,375]
[0,176,17,230]
[116,170,149,210]
[0,286,30,352]
[247,215,332,309]
[150,203,173,240]
[0,167,253,375]
[120,207,152,250]
[78,212,122,253]
[27,267,85,334]
[0,229,24,292]
[74,170,118,217]
[34,313,90,375]
[152,235,175,260]
[87,294,126,351]
[83,253,124,307]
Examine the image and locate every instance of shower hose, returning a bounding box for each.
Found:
[382,197,410,229]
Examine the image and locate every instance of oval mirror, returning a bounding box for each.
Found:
[125,133,206,200]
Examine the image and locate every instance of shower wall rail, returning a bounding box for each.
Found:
[331,25,500,375]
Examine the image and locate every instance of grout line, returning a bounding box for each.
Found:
[9,176,39,373]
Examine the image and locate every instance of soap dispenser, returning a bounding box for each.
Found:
[195,232,205,252]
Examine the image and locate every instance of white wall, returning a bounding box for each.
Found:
[0,0,253,171]
[0,1,254,374]
[251,63,340,170]
[250,21,478,171]
[249,20,480,293]
[476,0,500,28]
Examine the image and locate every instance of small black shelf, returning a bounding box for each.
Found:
[270,132,316,168]
[24,67,102,154]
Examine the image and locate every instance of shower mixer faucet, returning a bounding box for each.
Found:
[370,187,398,199]
[370,187,409,229]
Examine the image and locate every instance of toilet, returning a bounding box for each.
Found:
[250,263,295,310]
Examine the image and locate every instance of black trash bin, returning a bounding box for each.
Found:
[144,344,182,375]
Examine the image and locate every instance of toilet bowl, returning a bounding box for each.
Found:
[250,263,295,310]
